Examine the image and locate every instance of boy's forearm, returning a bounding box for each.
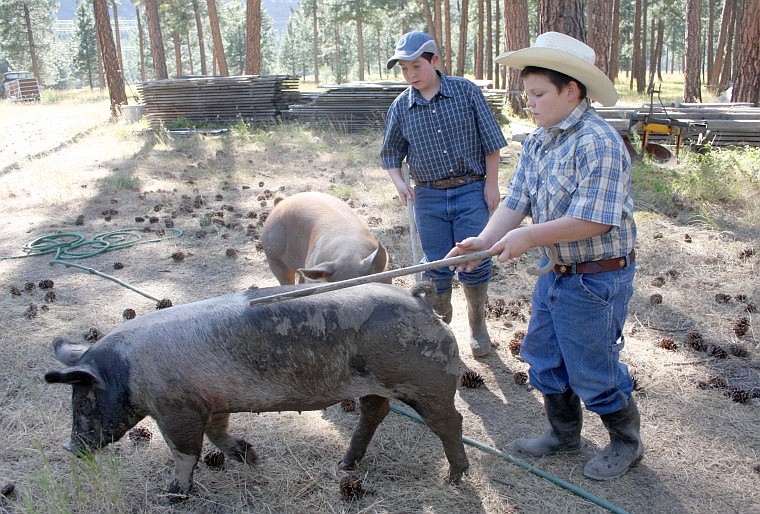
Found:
[484,150,500,182]
[525,217,611,247]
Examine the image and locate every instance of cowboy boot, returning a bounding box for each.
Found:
[431,288,452,324]
[512,389,583,456]
[463,283,491,357]
[583,398,644,480]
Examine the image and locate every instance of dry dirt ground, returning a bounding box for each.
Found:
[0,98,759,513]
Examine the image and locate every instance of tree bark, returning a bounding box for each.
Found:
[706,0,715,84]
[136,7,145,81]
[539,0,585,41]
[111,1,123,73]
[356,19,365,81]
[486,0,493,82]
[588,0,611,76]
[684,0,702,102]
[503,0,529,113]
[186,33,194,75]
[456,0,469,76]
[444,0,452,73]
[711,0,733,86]
[206,0,228,76]
[609,0,621,82]
[22,3,41,83]
[311,0,319,84]
[93,0,127,115]
[732,0,759,103]
[173,31,182,77]
[144,0,168,79]
[192,0,207,76]
[630,0,641,90]
[719,0,736,88]
[245,0,261,75]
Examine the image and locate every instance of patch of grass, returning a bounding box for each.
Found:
[16,446,126,513]
[108,172,141,191]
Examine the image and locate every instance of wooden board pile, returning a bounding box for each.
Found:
[137,75,301,126]
[283,81,507,132]
[595,103,760,148]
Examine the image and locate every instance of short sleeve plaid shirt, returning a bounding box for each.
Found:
[381,72,507,182]
[503,102,636,263]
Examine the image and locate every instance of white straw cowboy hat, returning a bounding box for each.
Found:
[495,31,618,106]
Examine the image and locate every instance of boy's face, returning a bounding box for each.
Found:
[399,55,440,97]
[522,73,583,129]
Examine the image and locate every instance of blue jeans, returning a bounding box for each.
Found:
[520,263,636,415]
[413,180,492,292]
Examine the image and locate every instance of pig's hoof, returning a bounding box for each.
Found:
[230,440,257,465]
[447,465,469,485]
[338,459,356,471]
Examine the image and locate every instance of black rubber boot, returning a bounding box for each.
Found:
[583,398,644,480]
[512,389,583,456]
[463,283,491,357]
[432,289,452,324]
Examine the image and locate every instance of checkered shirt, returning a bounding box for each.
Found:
[381,72,507,181]
[503,102,637,263]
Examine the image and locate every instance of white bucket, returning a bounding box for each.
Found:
[121,104,145,123]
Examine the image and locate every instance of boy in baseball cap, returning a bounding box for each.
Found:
[381,31,507,357]
[447,32,641,480]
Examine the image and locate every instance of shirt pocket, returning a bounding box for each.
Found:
[546,173,578,217]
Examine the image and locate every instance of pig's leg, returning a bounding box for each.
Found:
[338,394,389,470]
[205,413,257,464]
[155,411,206,503]
[403,396,470,484]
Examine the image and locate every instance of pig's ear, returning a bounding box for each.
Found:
[298,262,335,282]
[44,366,101,385]
[51,337,91,366]
[362,243,388,272]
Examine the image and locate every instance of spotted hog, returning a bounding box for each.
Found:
[45,282,468,501]
[261,191,389,284]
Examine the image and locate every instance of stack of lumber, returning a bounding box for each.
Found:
[137,75,301,126]
[283,81,507,132]
[595,103,760,147]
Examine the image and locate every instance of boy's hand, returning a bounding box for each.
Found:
[484,181,500,212]
[446,237,488,272]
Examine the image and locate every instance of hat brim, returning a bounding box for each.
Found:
[495,47,618,106]
[386,39,438,70]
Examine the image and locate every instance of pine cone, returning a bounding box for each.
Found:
[123,308,137,320]
[128,426,153,443]
[706,344,728,359]
[340,475,365,501]
[732,317,750,337]
[84,328,102,342]
[514,371,529,385]
[714,293,731,304]
[658,338,677,351]
[685,331,706,351]
[204,450,226,468]
[340,399,356,412]
[728,343,750,358]
[725,388,751,404]
[508,330,526,356]
[460,371,485,388]
[649,293,663,305]
[156,298,173,310]
[38,279,54,289]
[697,376,727,390]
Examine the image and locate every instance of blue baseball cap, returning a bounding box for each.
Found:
[386,32,439,70]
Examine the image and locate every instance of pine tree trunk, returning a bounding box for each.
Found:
[719,1,736,88]
[173,31,182,77]
[136,7,145,81]
[609,0,621,82]
[456,0,469,76]
[630,0,641,91]
[503,0,529,114]
[732,0,759,103]
[206,0,228,76]
[244,0,261,75]
[356,19,365,81]
[475,0,484,79]
[684,0,702,102]
[311,0,319,85]
[192,0,208,76]
[444,0,452,73]
[186,33,194,75]
[588,0,611,76]
[111,1,123,73]
[93,0,127,115]
[539,0,586,41]
[23,4,41,83]
[485,0,493,82]
[710,0,732,86]
[144,0,168,79]
[706,0,715,85]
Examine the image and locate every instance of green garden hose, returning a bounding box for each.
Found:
[2,228,183,303]
[389,404,630,514]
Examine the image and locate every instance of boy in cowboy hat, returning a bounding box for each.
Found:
[381,31,507,357]
[447,32,641,480]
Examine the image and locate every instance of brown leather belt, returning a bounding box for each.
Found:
[554,250,636,275]
[414,174,484,189]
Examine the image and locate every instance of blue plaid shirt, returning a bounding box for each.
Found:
[381,72,507,181]
[503,102,636,263]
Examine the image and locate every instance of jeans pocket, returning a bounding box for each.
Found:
[578,273,618,306]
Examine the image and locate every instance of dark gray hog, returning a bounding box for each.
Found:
[45,282,469,502]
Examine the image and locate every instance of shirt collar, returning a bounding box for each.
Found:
[405,70,450,109]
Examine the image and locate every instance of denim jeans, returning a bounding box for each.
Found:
[413,180,492,292]
[521,262,636,415]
